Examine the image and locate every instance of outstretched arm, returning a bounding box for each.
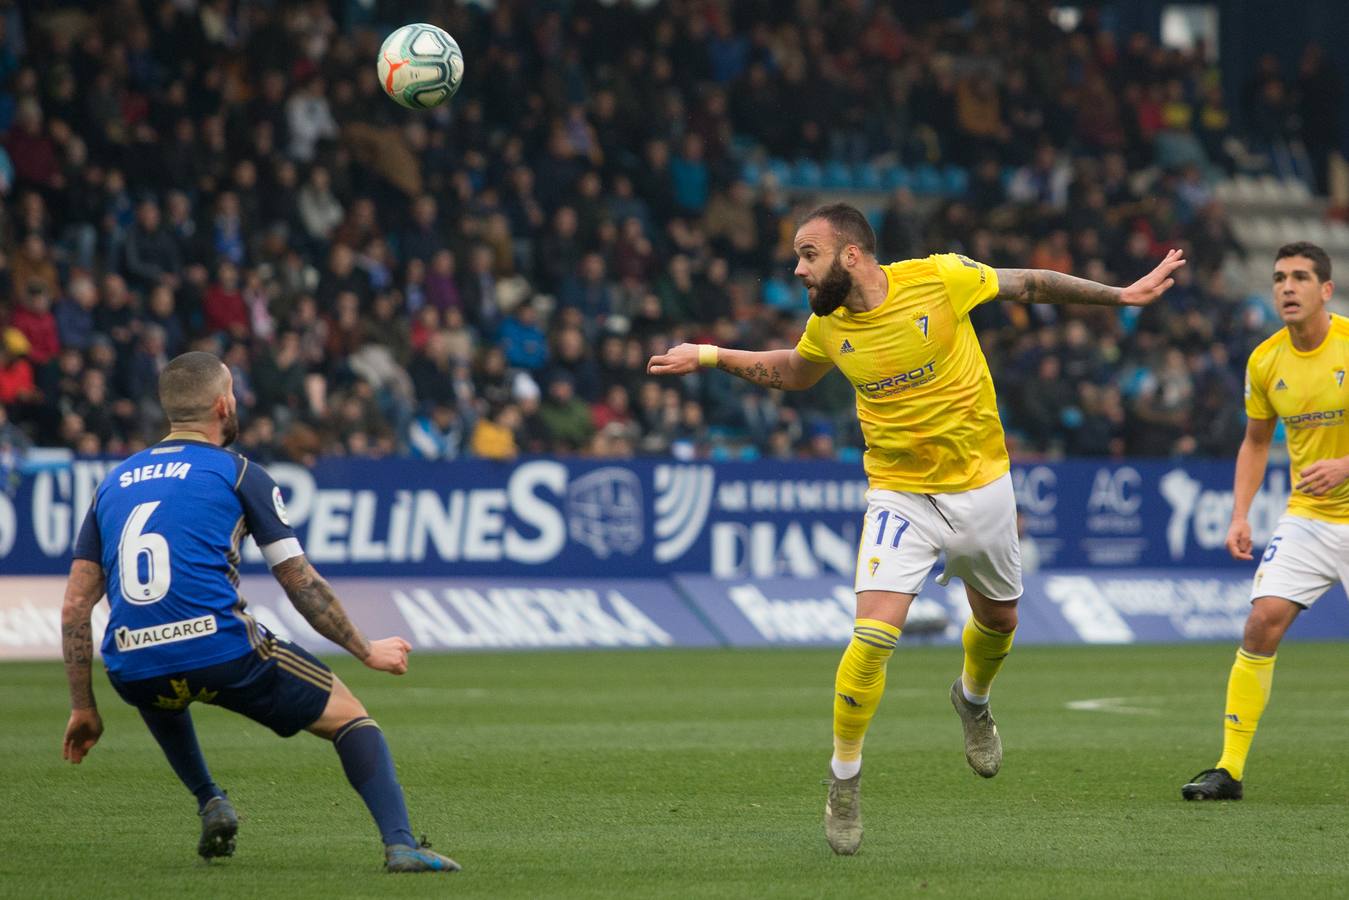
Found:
[271,554,410,673]
[62,559,105,763]
[996,249,1186,307]
[647,344,834,390]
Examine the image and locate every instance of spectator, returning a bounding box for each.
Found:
[591,384,634,432]
[424,249,461,314]
[470,403,521,460]
[9,281,60,367]
[123,199,182,291]
[4,99,59,192]
[558,252,619,327]
[125,324,169,406]
[298,165,344,246]
[1130,348,1195,456]
[53,274,97,352]
[287,75,338,162]
[0,328,37,405]
[253,331,308,422]
[539,371,594,452]
[94,275,137,360]
[11,234,58,302]
[401,195,444,263]
[670,133,710,216]
[499,303,548,372]
[536,206,583,293]
[203,261,248,339]
[407,400,463,460]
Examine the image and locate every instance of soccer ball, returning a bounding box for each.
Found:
[377,23,464,110]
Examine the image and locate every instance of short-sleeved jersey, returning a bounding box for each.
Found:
[795,253,1007,493]
[1245,314,1349,523]
[73,439,303,679]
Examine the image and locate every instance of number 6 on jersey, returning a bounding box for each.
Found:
[118,501,172,604]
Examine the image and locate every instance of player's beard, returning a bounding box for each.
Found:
[221,407,239,446]
[808,255,853,316]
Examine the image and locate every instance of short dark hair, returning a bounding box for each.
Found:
[159,351,228,423]
[1275,242,1332,282]
[801,203,876,256]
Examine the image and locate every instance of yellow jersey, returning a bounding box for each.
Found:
[1245,313,1349,523]
[795,253,1008,493]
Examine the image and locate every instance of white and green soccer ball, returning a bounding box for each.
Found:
[377,23,464,110]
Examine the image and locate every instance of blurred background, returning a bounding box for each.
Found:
[2,0,1349,469]
[4,1,1349,654]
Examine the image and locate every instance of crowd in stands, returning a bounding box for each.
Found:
[0,0,1337,468]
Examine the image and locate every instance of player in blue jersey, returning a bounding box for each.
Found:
[59,351,458,873]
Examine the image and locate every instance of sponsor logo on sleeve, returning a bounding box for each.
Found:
[272,485,290,526]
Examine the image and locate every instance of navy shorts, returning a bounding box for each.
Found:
[107,637,334,737]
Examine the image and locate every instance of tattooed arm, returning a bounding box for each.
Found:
[647,345,834,390]
[272,554,371,659]
[270,555,411,673]
[62,559,105,763]
[996,249,1186,307]
[62,560,104,710]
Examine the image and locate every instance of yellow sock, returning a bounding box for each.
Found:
[959,615,1015,704]
[832,619,901,762]
[1215,649,1276,781]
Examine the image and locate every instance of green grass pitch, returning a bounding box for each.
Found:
[4,643,1349,899]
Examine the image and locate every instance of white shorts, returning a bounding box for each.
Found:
[1251,513,1349,607]
[854,472,1022,602]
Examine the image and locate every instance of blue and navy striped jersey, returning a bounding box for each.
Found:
[73,439,302,680]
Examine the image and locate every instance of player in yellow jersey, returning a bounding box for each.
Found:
[647,203,1185,854]
[1182,242,1349,802]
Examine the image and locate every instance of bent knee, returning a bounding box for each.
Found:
[1243,597,1301,653]
[973,602,1019,633]
[307,681,370,739]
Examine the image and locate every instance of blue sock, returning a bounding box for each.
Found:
[333,717,416,847]
[138,708,223,812]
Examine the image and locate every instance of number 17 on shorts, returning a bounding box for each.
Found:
[853,492,944,596]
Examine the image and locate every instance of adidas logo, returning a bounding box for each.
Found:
[1275,379,1288,391]
[1225,713,1241,724]
[840,339,855,354]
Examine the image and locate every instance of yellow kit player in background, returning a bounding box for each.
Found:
[1183,242,1349,802]
[648,203,1185,854]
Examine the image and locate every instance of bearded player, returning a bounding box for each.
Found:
[60,351,459,873]
[648,203,1184,854]
[1182,242,1349,801]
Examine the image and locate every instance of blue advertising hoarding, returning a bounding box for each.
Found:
[672,572,1349,647]
[4,569,1345,662]
[0,457,1300,577]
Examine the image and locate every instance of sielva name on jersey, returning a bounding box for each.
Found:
[114,615,217,651]
[118,462,193,488]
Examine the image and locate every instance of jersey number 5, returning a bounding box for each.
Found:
[119,501,172,604]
